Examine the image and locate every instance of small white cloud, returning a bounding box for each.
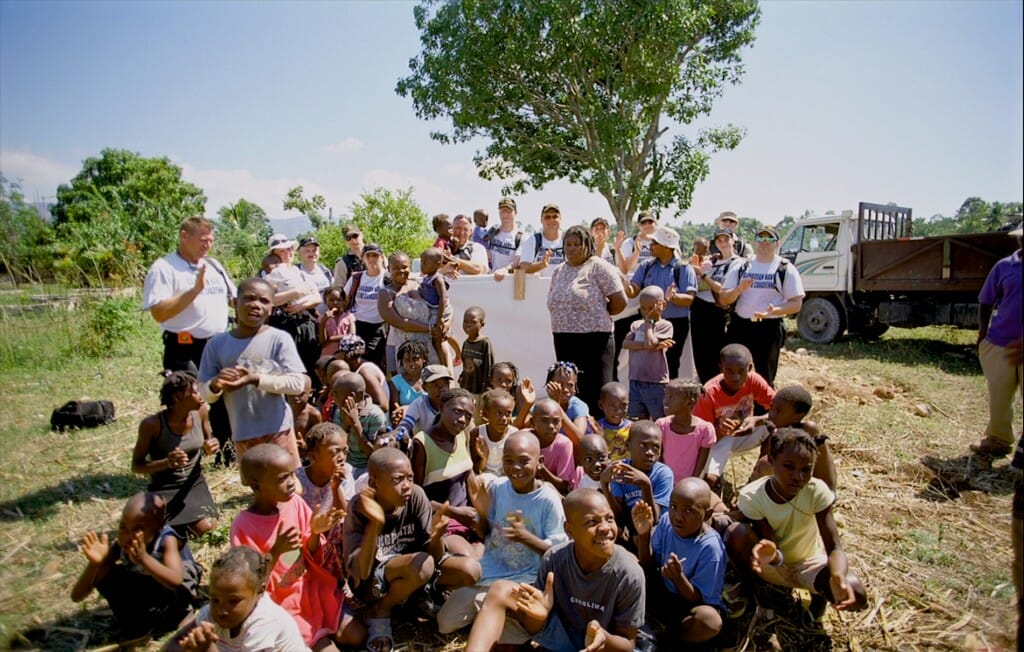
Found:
[361,168,458,212]
[323,137,366,154]
[0,149,78,189]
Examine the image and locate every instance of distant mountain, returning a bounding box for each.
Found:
[268,216,312,238]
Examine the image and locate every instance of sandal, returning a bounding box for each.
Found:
[722,581,749,620]
[365,617,393,652]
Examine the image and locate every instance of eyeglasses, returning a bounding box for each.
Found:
[754,235,778,243]
[345,233,360,241]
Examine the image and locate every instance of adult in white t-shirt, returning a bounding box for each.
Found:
[719,225,805,386]
[613,210,658,274]
[343,243,388,368]
[264,234,322,383]
[514,203,565,276]
[295,236,332,313]
[487,197,524,275]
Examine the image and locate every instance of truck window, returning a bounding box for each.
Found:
[780,227,803,259]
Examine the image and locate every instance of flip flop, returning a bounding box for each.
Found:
[365,617,393,652]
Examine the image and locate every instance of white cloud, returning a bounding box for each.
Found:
[0,149,78,191]
[360,168,458,212]
[323,137,365,153]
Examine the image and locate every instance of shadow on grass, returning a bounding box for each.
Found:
[6,605,172,652]
[792,334,981,377]
[916,453,1016,501]
[0,473,146,522]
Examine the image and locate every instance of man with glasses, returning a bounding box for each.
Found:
[718,225,804,386]
[446,214,489,275]
[332,224,366,289]
[513,203,565,275]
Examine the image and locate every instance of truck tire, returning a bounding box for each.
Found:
[798,298,844,344]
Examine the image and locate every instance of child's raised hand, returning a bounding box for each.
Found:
[79,531,109,565]
[661,552,686,584]
[430,501,450,539]
[357,489,386,526]
[615,230,626,247]
[718,416,739,437]
[544,380,564,402]
[202,438,220,456]
[666,282,678,303]
[630,501,654,536]
[271,522,301,557]
[124,530,148,564]
[167,447,189,469]
[517,378,536,405]
[312,507,345,535]
[390,405,407,426]
[340,395,360,427]
[502,510,531,543]
[830,572,856,610]
[178,620,219,651]
[331,465,347,490]
[513,571,554,622]
[582,619,609,652]
[655,338,676,351]
[611,462,647,487]
[751,539,778,574]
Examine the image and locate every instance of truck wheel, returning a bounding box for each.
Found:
[798,298,844,344]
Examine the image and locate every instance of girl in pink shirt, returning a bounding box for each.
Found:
[657,380,716,479]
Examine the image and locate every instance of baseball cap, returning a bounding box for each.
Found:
[756,225,779,240]
[718,211,739,224]
[713,226,735,239]
[421,364,454,384]
[637,210,656,224]
[590,217,610,228]
[498,198,517,210]
[343,224,362,236]
[298,236,319,248]
[651,226,680,250]
[362,243,383,256]
[541,203,561,215]
[267,233,297,253]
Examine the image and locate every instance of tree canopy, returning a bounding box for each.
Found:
[214,198,272,278]
[397,0,760,230]
[342,187,432,258]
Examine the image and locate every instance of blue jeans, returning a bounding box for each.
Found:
[629,380,666,420]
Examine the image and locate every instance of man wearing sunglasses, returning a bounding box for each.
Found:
[718,225,805,386]
[332,224,367,290]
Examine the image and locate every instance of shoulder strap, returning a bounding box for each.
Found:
[514,231,522,249]
[204,258,233,293]
[775,259,788,293]
[343,271,363,312]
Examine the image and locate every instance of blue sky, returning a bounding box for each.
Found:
[1,1,1021,231]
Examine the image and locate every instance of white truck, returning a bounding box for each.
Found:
[780,202,1018,343]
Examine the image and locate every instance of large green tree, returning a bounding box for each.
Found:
[49,148,206,285]
[342,187,432,258]
[214,198,272,278]
[397,0,760,230]
[284,186,328,230]
[0,176,54,285]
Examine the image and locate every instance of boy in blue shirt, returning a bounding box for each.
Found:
[601,420,674,544]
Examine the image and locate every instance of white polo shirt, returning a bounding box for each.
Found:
[142,253,235,339]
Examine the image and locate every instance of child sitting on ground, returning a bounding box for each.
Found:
[231,443,364,651]
[318,287,355,357]
[726,428,867,622]
[573,433,612,491]
[199,277,308,468]
[459,306,494,394]
[287,375,322,456]
[387,340,428,426]
[469,388,516,478]
[530,398,579,494]
[419,247,454,367]
[464,489,646,652]
[331,371,387,479]
[163,546,307,652]
[658,379,716,482]
[296,422,356,582]
[541,361,588,445]
[342,448,461,652]
[486,361,536,428]
[318,358,350,423]
[72,492,202,642]
[336,334,390,413]
[623,286,675,420]
[437,431,568,635]
[595,381,633,461]
[633,478,726,645]
[601,420,675,543]
[387,364,453,449]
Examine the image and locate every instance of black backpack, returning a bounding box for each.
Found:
[50,400,116,431]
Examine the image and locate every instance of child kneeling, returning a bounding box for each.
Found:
[465,489,645,652]
[726,428,867,621]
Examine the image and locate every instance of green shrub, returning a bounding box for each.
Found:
[83,296,143,357]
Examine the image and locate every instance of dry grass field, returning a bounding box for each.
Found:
[0,299,1017,651]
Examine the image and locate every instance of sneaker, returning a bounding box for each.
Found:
[722,581,749,619]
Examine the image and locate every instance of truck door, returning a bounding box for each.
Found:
[780,223,840,292]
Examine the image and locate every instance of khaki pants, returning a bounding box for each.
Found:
[979,339,1023,448]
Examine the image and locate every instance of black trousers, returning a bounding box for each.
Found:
[269,310,321,392]
[355,320,388,369]
[666,316,690,380]
[553,331,614,417]
[161,331,232,444]
[690,299,730,384]
[727,316,785,387]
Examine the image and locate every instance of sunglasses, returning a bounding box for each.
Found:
[754,235,778,243]
[345,233,361,241]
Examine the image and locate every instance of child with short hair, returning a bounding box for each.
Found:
[387,340,428,425]
[342,448,456,651]
[336,334,390,412]
[542,361,588,446]
[287,375,322,456]
[459,306,494,394]
[163,546,308,652]
[199,277,308,468]
[689,237,710,268]
[530,398,579,494]
[573,433,612,490]
[296,422,356,582]
[632,478,726,644]
[601,420,675,541]
[469,388,516,477]
[623,286,675,420]
[727,428,867,621]
[596,381,633,461]
[387,364,453,449]
[438,431,568,634]
[231,443,363,651]
[464,489,646,652]
[693,343,775,440]
[419,247,454,367]
[432,213,453,251]
[331,371,387,478]
[259,252,281,278]
[72,492,202,642]
[318,286,355,357]
[318,358,350,424]
[658,379,716,482]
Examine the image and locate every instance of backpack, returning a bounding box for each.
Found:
[316,262,334,286]
[635,257,693,291]
[483,226,523,250]
[50,400,116,431]
[733,257,790,294]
